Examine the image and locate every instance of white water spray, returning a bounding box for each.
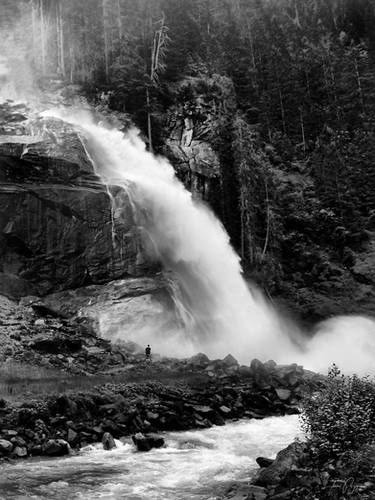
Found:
[41,108,375,374]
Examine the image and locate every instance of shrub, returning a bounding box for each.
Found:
[301,364,375,461]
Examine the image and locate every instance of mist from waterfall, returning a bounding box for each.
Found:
[40,107,375,375]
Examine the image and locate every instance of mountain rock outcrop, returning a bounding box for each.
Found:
[0,102,144,297]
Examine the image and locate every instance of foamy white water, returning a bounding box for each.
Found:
[41,108,299,361]
[39,108,375,375]
[0,416,302,500]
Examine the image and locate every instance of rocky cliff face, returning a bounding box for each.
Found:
[0,100,176,344]
[163,114,221,201]
[0,102,144,297]
[160,77,375,323]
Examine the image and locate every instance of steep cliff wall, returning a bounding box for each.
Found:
[0,102,144,297]
[160,77,375,323]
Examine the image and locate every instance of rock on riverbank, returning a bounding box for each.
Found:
[0,357,322,459]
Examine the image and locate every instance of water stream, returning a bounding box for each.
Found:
[0,416,302,500]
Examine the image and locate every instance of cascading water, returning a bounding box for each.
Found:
[41,107,375,374]
[43,107,299,362]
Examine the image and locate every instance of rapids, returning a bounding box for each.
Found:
[0,416,302,500]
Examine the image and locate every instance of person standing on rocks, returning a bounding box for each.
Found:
[145,345,151,362]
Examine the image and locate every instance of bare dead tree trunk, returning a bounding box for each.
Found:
[40,0,46,76]
[278,85,287,135]
[240,191,245,262]
[261,179,270,261]
[103,0,110,81]
[117,0,123,41]
[57,0,65,78]
[69,46,75,83]
[353,56,365,114]
[146,13,168,153]
[326,50,340,123]
[305,68,311,98]
[300,107,306,154]
[146,86,153,153]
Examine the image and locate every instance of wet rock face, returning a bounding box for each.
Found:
[0,108,142,297]
[164,128,221,200]
[38,276,179,344]
[161,76,227,204]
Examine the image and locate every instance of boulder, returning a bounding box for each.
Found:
[264,360,277,371]
[10,436,26,447]
[238,365,252,376]
[29,444,43,456]
[0,273,36,300]
[219,405,232,416]
[2,429,18,438]
[67,428,78,445]
[191,405,215,416]
[42,439,70,457]
[250,359,271,387]
[256,457,274,468]
[0,439,13,455]
[255,441,307,487]
[12,446,27,458]
[132,432,165,452]
[222,354,239,367]
[102,432,116,450]
[275,388,292,402]
[188,352,210,367]
[30,336,82,354]
[227,485,267,500]
[41,277,177,343]
[243,486,268,500]
[210,412,225,426]
[146,411,159,422]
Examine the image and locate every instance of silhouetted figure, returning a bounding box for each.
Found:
[145,344,151,362]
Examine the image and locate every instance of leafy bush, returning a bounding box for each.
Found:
[301,364,375,461]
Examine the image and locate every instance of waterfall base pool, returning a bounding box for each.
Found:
[0,415,302,500]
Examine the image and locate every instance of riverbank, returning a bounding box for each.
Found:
[0,357,321,460]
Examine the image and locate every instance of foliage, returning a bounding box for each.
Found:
[301,364,375,462]
[7,0,375,312]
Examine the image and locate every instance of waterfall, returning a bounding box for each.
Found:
[41,108,375,374]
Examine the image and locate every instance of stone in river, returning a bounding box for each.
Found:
[102,432,116,450]
[42,439,70,456]
[255,442,307,487]
[12,446,28,458]
[132,433,165,452]
[67,428,78,445]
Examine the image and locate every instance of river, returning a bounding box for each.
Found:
[0,415,302,500]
